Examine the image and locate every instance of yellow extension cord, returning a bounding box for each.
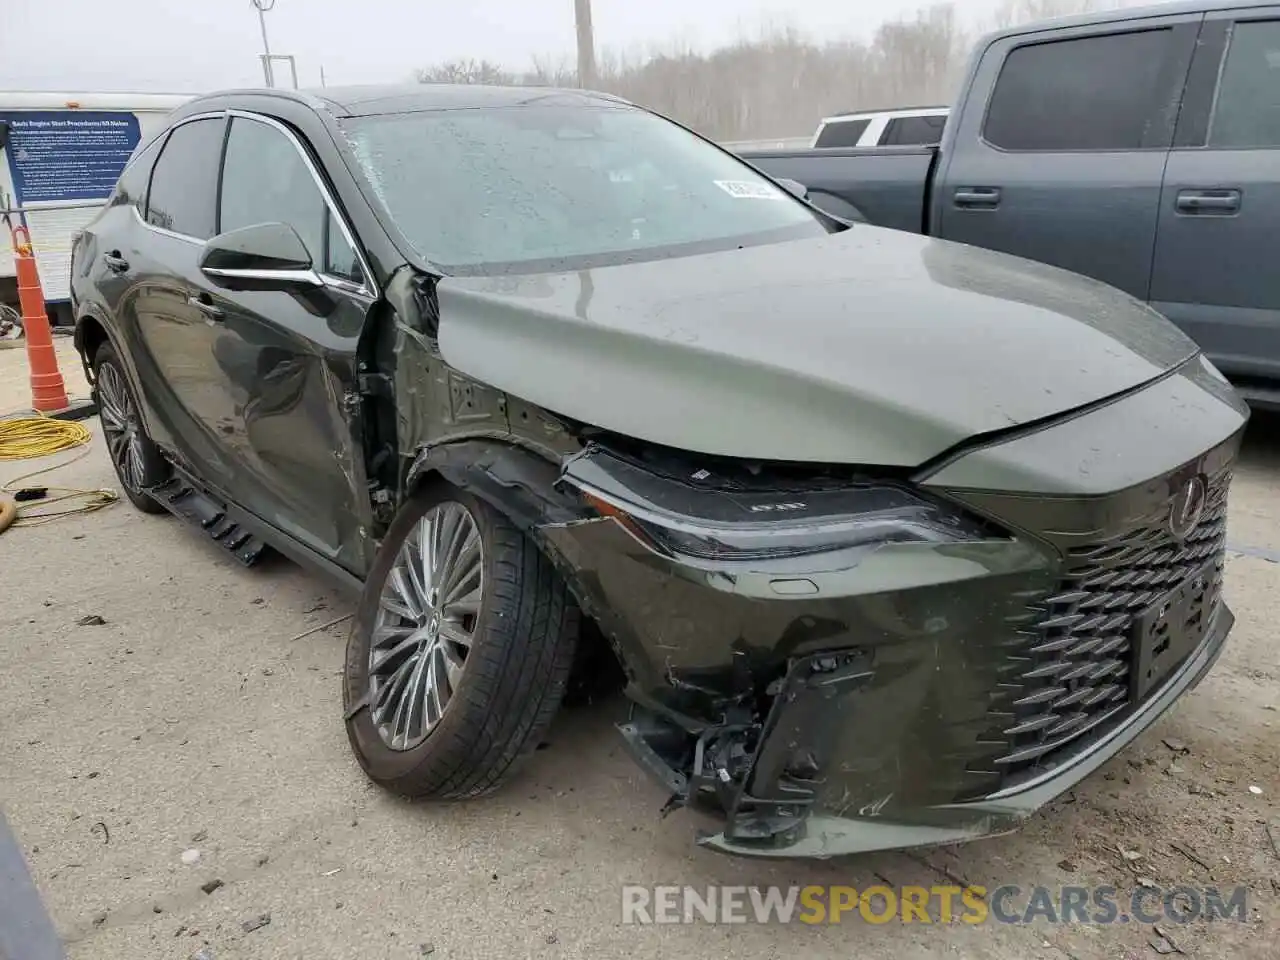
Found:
[0,416,118,532]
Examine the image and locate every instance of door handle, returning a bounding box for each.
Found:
[953,187,1002,208]
[187,294,224,321]
[1175,189,1241,214]
[102,251,130,272]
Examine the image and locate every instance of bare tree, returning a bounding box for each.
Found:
[412,0,1116,141]
[415,59,514,85]
[991,0,1115,29]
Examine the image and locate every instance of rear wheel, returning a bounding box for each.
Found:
[93,343,169,514]
[343,481,579,799]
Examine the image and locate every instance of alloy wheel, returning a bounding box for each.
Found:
[97,362,147,494]
[369,501,484,751]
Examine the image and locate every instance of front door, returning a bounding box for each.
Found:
[934,13,1202,302]
[191,112,376,572]
[1149,11,1280,386]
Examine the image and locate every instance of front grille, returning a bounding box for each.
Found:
[973,467,1230,789]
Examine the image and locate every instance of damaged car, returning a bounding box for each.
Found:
[70,84,1248,858]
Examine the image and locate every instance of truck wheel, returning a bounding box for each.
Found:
[343,481,579,799]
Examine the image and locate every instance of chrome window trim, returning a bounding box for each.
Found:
[320,275,376,299]
[136,107,380,300]
[203,266,324,286]
[132,205,203,245]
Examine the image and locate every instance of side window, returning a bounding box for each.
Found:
[146,118,224,238]
[883,115,947,146]
[111,135,164,211]
[1209,19,1280,149]
[984,29,1175,151]
[219,116,363,284]
[815,118,870,148]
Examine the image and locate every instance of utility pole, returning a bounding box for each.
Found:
[574,0,597,90]
[252,0,277,87]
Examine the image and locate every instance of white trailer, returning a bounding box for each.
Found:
[0,91,193,322]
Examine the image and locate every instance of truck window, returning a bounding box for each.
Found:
[882,115,946,146]
[815,118,870,148]
[984,29,1175,151]
[1209,19,1280,148]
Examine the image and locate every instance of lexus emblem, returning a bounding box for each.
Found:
[1169,476,1207,540]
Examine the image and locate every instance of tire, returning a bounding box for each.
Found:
[93,343,169,514]
[343,480,579,799]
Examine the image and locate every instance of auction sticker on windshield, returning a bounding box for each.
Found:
[713,179,785,199]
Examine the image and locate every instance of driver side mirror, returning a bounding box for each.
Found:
[776,177,808,201]
[199,222,322,291]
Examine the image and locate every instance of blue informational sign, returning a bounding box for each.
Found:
[0,110,142,204]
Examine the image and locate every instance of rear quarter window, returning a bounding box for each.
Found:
[109,135,164,211]
[882,114,947,146]
[814,118,871,148]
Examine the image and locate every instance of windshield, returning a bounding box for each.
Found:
[338,101,831,273]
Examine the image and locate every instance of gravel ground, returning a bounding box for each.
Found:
[0,415,1277,960]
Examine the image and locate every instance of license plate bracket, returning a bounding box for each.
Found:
[1130,560,1217,702]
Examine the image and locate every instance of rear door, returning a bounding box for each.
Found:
[1149,11,1280,387]
[934,12,1203,300]
[125,113,235,487]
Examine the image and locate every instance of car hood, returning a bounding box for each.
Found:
[434,227,1199,466]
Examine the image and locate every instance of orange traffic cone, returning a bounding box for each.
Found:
[9,225,70,413]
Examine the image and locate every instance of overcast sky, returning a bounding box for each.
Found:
[0,0,1028,92]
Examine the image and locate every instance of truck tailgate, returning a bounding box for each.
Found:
[737,145,937,234]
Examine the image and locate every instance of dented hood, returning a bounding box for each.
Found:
[434,228,1199,466]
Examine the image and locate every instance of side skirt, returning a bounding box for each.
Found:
[146,468,365,596]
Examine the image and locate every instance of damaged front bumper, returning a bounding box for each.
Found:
[558,489,1235,858]
[538,420,1240,859]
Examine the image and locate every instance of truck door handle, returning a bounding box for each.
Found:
[102,251,130,272]
[953,187,1002,208]
[187,293,224,321]
[1175,189,1241,214]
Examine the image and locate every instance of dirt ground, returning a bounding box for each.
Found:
[0,393,1277,957]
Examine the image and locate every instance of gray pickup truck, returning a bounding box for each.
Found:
[740,0,1280,405]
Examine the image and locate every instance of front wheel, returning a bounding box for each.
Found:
[343,481,579,799]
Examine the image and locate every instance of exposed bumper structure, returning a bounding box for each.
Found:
[697,602,1232,858]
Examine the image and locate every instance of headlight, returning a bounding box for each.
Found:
[561,446,1001,562]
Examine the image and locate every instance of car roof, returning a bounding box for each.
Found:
[175,83,632,119]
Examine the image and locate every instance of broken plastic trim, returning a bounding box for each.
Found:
[561,444,1001,561]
